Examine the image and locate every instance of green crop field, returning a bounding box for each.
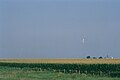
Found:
[0,59,120,80]
[0,66,120,80]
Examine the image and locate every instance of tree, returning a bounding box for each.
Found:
[99,56,103,59]
[86,56,91,59]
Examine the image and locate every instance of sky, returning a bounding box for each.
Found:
[0,0,120,58]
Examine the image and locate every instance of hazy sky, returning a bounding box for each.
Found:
[0,0,120,58]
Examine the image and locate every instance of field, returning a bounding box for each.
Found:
[0,66,120,80]
[0,58,120,64]
[0,59,120,80]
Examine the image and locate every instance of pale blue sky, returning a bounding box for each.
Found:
[0,0,120,58]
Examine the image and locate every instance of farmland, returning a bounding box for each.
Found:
[0,58,120,64]
[0,59,120,80]
[0,66,120,80]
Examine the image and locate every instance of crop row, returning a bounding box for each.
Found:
[0,62,120,77]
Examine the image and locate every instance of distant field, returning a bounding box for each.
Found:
[0,58,120,64]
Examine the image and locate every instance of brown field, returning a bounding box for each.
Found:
[0,58,120,64]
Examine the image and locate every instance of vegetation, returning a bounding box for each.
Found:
[0,59,120,77]
[0,59,120,64]
[86,56,91,59]
[0,66,120,80]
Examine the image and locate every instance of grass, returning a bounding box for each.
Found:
[0,58,120,64]
[0,66,120,80]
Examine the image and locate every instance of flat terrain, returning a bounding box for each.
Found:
[0,59,120,80]
[0,66,120,80]
[0,59,120,64]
